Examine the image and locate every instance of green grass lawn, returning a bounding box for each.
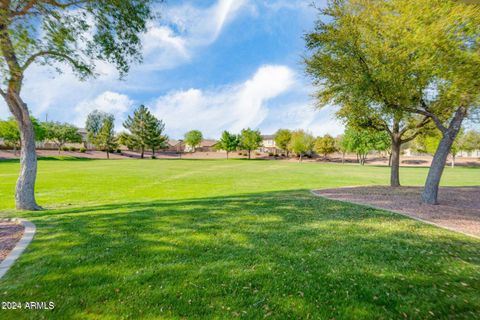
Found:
[0,159,479,319]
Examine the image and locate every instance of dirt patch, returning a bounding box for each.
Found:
[313,186,480,238]
[0,221,25,262]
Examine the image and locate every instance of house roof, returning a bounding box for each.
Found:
[167,139,182,146]
[261,135,275,140]
[199,139,218,147]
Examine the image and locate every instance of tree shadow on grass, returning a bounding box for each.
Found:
[2,190,480,319]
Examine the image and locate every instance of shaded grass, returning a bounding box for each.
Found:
[0,159,479,319]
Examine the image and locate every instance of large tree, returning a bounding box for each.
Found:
[216,130,239,159]
[0,0,158,209]
[305,0,432,187]
[401,0,480,204]
[239,128,262,160]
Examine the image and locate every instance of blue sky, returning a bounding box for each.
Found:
[0,0,342,139]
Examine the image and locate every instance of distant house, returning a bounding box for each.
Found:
[166,140,184,153]
[185,139,219,152]
[259,135,278,154]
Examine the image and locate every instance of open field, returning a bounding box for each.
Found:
[0,159,479,319]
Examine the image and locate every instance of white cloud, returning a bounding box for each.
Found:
[151,65,295,138]
[141,0,254,70]
[73,91,134,129]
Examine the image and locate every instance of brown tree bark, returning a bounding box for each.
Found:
[421,106,466,205]
[5,94,41,210]
[390,134,401,187]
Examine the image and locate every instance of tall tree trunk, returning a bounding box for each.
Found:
[390,135,401,187]
[6,95,41,210]
[248,150,251,159]
[342,151,345,164]
[451,154,455,168]
[226,151,229,159]
[422,107,466,205]
[107,151,110,159]
[141,146,144,159]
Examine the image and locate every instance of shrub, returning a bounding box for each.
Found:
[238,152,243,156]
[255,152,260,156]
[79,147,87,153]
[62,146,70,152]
[268,152,274,157]
[69,147,78,152]
[116,149,122,154]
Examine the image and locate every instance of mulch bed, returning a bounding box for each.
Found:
[0,220,25,262]
[313,186,480,238]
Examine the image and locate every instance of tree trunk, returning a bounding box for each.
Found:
[141,146,144,159]
[390,135,401,187]
[226,151,229,159]
[342,151,345,164]
[6,95,41,210]
[451,154,455,168]
[248,150,251,159]
[422,107,466,205]
[107,151,110,159]
[299,154,303,162]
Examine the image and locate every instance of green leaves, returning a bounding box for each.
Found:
[123,105,167,157]
[2,0,160,85]
[184,130,203,151]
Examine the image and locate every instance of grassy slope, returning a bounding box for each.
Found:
[0,159,479,319]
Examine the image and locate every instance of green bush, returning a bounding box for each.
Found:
[79,147,87,153]
[116,149,122,154]
[268,152,274,157]
[69,147,78,152]
[62,146,70,152]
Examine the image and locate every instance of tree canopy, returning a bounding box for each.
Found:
[239,128,262,159]
[315,134,337,158]
[216,131,239,159]
[274,129,292,156]
[184,130,203,152]
[288,130,315,162]
[43,121,82,152]
[123,105,165,159]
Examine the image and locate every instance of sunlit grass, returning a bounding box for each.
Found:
[0,159,479,319]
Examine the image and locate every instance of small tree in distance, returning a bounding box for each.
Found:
[43,122,82,153]
[239,128,262,159]
[315,134,337,159]
[184,130,203,152]
[121,105,162,159]
[86,110,114,149]
[95,117,118,159]
[0,118,44,155]
[217,131,240,159]
[288,130,315,162]
[274,129,292,157]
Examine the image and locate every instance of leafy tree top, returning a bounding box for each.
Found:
[217,131,239,153]
[0,0,159,94]
[184,130,203,149]
[274,129,292,151]
[239,128,262,151]
[288,130,315,156]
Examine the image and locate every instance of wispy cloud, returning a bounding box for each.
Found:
[142,0,254,70]
[151,65,295,138]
